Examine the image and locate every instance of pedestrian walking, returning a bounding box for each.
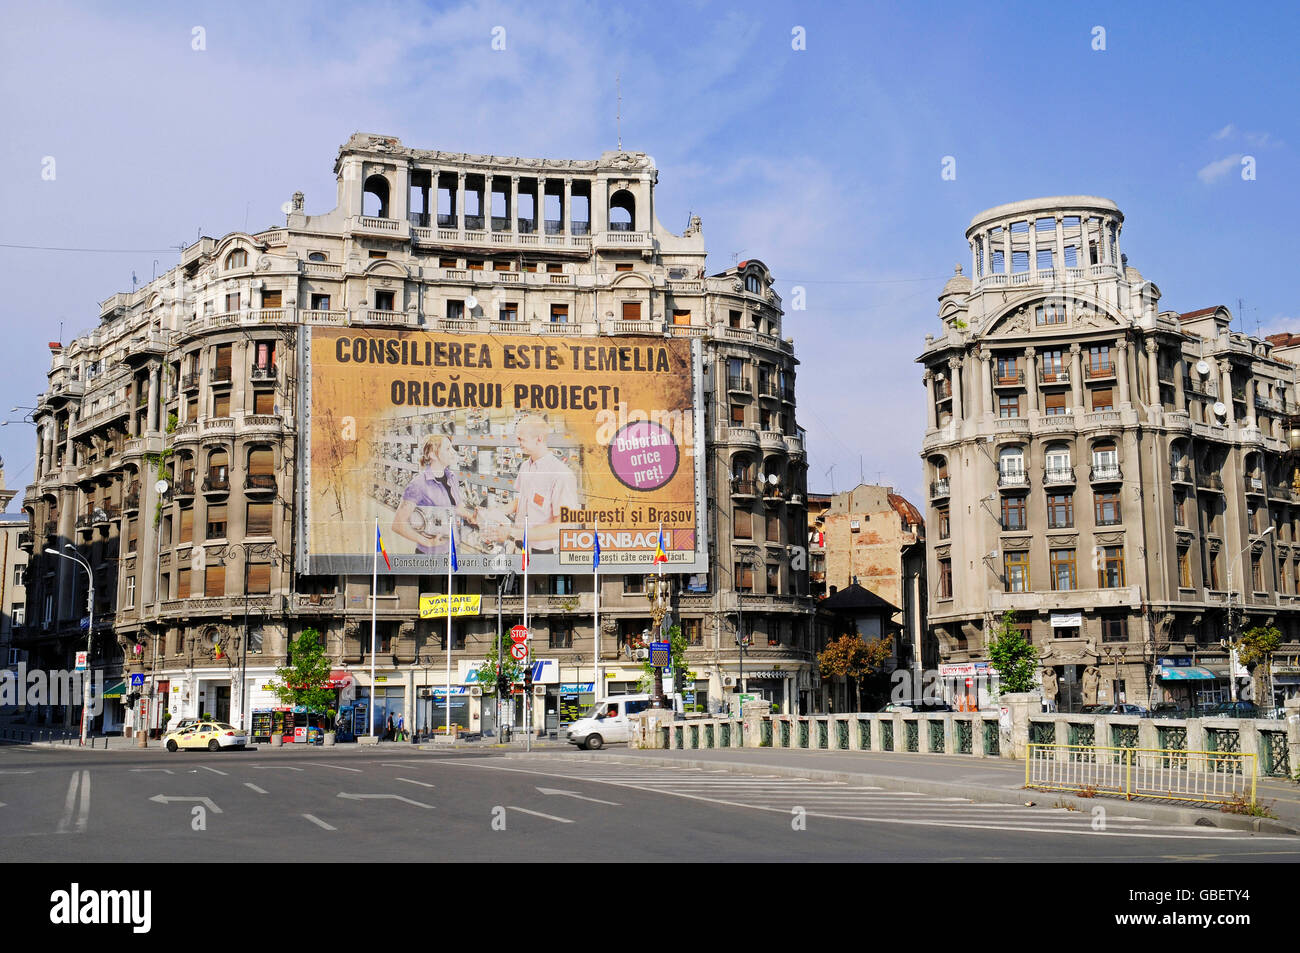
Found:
[384,713,394,741]
[396,712,405,742]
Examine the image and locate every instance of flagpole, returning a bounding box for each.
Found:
[446,507,453,737]
[593,518,600,707]
[370,517,377,738]
[523,515,530,753]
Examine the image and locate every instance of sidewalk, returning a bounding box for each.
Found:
[574,746,1300,836]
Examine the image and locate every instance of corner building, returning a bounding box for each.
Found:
[17,134,813,736]
[919,196,1300,712]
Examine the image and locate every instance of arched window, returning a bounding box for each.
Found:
[225,249,248,269]
[207,449,228,488]
[1044,443,1071,481]
[247,447,275,490]
[746,274,762,294]
[608,189,635,232]
[363,175,390,218]
[999,446,1025,476]
[307,252,327,262]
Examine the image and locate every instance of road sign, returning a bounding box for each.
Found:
[75,652,88,672]
[130,673,146,687]
[510,642,529,662]
[650,642,670,667]
[510,625,529,644]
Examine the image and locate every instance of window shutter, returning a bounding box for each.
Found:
[179,507,194,543]
[246,563,271,594]
[253,390,275,414]
[205,564,226,597]
[621,301,642,320]
[247,502,273,536]
[248,449,274,477]
[178,566,192,598]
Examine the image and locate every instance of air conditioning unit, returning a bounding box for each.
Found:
[533,685,546,697]
[470,686,482,697]
[722,675,736,687]
[634,648,649,661]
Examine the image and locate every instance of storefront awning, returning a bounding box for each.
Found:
[1157,666,1218,681]
[101,680,127,699]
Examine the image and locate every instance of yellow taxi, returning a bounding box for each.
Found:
[163,720,249,752]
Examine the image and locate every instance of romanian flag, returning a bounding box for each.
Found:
[521,517,528,572]
[376,525,391,570]
[653,524,669,564]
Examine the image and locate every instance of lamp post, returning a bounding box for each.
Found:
[1100,644,1128,704]
[496,570,515,737]
[46,544,93,746]
[1224,525,1274,702]
[645,576,672,708]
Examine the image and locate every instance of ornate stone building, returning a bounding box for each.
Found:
[16,133,814,735]
[918,196,1300,712]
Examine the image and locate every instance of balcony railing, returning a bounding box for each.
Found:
[1197,472,1224,491]
[245,473,277,492]
[1170,464,1192,483]
[727,375,752,394]
[202,474,230,492]
[1042,467,1075,485]
[998,471,1029,488]
[1245,475,1266,494]
[1039,370,1070,384]
[1089,464,1122,482]
[930,479,951,498]
[731,479,757,497]
[176,475,196,496]
[995,370,1025,386]
[1086,364,1116,379]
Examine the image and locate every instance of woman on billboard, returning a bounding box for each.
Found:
[391,434,474,553]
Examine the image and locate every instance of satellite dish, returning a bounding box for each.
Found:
[1196,360,1211,376]
[767,473,779,485]
[465,295,479,311]
[1213,401,1227,417]
[155,479,170,496]
[280,201,293,215]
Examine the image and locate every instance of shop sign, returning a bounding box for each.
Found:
[1050,612,1082,628]
[419,594,484,619]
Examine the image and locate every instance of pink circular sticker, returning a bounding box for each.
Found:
[608,421,680,491]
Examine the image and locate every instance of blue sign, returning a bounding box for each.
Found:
[650,642,671,667]
[130,673,145,687]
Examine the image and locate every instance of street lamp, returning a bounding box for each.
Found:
[45,544,93,746]
[1100,644,1128,704]
[1224,525,1274,702]
[645,576,672,708]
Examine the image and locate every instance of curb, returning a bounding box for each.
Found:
[503,750,1299,836]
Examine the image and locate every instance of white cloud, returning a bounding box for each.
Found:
[1212,123,1235,140]
[1196,154,1242,184]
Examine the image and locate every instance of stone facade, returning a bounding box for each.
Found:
[918,195,1300,712]
[16,134,815,734]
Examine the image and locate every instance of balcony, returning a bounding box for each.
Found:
[731,479,758,498]
[1038,370,1070,385]
[934,381,952,401]
[727,375,752,395]
[762,482,785,501]
[18,530,33,550]
[123,483,141,511]
[202,473,230,493]
[1085,364,1116,380]
[245,473,277,493]
[250,365,276,383]
[997,470,1029,488]
[1197,472,1224,492]
[175,475,196,497]
[1170,464,1192,484]
[1245,475,1266,495]
[930,479,951,499]
[759,430,786,451]
[994,370,1025,387]
[180,372,199,393]
[1042,467,1075,486]
[1089,464,1122,483]
[92,504,119,525]
[726,426,759,447]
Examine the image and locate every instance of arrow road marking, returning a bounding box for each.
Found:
[150,795,223,814]
[131,768,174,774]
[57,771,90,834]
[305,762,363,772]
[395,777,436,788]
[196,766,228,775]
[251,765,303,771]
[302,814,336,831]
[337,792,435,809]
[535,786,620,806]
[507,806,573,824]
[243,783,268,795]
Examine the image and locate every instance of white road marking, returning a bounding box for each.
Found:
[0,770,36,775]
[305,762,363,772]
[395,777,436,788]
[337,792,434,809]
[251,765,303,771]
[381,761,437,767]
[196,766,228,775]
[243,783,269,795]
[302,813,336,831]
[150,795,222,814]
[507,805,573,823]
[131,768,174,774]
[56,770,90,833]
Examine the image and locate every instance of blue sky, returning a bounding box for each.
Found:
[1,0,1296,505]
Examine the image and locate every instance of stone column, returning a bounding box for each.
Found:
[1054,215,1066,272]
[147,365,160,433]
[455,172,466,233]
[1027,223,1038,276]
[509,175,519,236]
[948,357,963,422]
[978,349,992,416]
[1116,341,1131,405]
[1069,344,1083,414]
[924,370,937,430]
[1219,360,1235,424]
[970,241,978,281]
[1025,346,1038,416]
[1002,224,1012,275]
[1246,377,1257,428]
[563,178,573,235]
[1174,358,1186,411]
[1144,340,1159,408]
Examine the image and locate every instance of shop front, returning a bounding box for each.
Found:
[1155,658,1221,708]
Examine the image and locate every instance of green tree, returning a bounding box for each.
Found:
[1236,624,1282,708]
[816,632,893,711]
[473,642,524,694]
[271,629,336,716]
[637,624,695,705]
[986,611,1037,695]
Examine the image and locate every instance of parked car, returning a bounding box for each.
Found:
[1094,704,1149,717]
[163,721,248,752]
[1148,703,1189,719]
[878,700,953,713]
[1206,700,1261,718]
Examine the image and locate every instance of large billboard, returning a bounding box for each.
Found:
[300,328,707,575]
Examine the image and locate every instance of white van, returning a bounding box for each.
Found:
[567,694,682,750]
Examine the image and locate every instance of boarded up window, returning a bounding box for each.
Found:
[179,506,194,543]
[205,564,226,597]
[253,389,275,414]
[246,563,271,594]
[621,301,642,320]
[247,502,273,536]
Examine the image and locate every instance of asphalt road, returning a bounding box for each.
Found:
[2,743,1297,862]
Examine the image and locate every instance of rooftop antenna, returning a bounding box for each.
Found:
[825,464,836,495]
[616,73,622,150]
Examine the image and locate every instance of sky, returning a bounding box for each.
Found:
[1,0,1297,507]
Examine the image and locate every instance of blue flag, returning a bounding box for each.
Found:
[449,516,458,572]
[593,525,601,570]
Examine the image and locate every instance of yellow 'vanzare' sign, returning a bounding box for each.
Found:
[419,594,484,619]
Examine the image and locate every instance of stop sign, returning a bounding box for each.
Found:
[965,678,973,687]
[510,625,529,643]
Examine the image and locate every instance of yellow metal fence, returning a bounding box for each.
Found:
[1026,743,1257,806]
